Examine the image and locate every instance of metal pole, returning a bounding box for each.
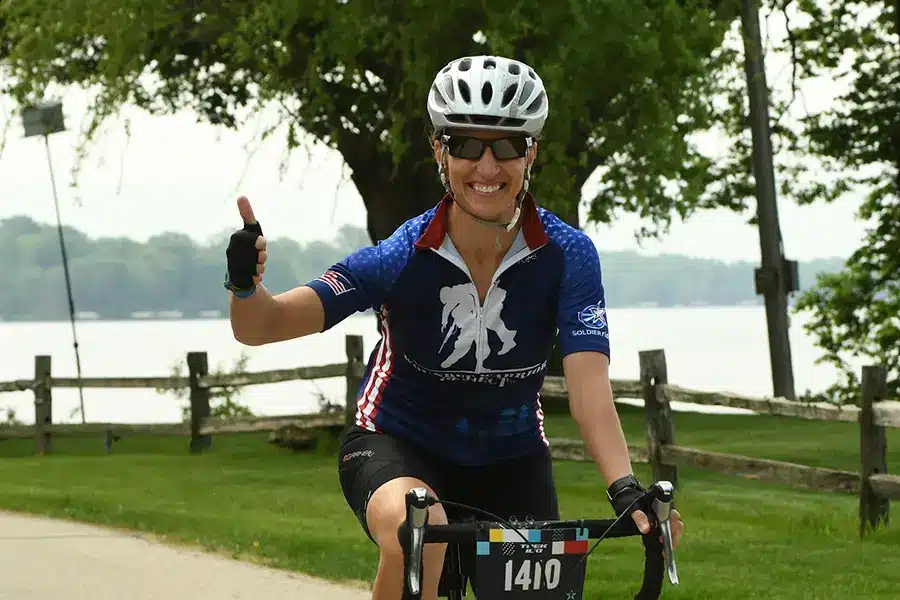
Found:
[740,0,797,400]
[44,134,87,423]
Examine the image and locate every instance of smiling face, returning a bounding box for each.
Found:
[433,129,538,223]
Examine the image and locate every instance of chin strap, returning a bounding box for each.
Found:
[438,139,533,250]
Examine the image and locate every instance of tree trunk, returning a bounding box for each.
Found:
[339,117,441,241]
[362,159,442,241]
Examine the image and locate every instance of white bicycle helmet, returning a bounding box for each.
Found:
[427,55,549,138]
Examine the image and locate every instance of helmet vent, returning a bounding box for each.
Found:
[431,84,447,108]
[458,58,472,72]
[524,91,545,115]
[481,82,493,105]
[441,76,455,101]
[483,57,497,69]
[458,79,471,103]
[446,114,527,128]
[519,79,534,103]
[508,62,521,75]
[501,84,518,108]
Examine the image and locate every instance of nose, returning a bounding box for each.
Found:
[476,148,501,177]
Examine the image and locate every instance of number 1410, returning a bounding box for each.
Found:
[504,558,562,591]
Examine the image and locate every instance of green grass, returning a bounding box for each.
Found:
[546,403,900,472]
[0,408,898,600]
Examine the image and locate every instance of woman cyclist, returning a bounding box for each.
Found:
[224,54,684,600]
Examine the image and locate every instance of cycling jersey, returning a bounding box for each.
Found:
[305,193,610,466]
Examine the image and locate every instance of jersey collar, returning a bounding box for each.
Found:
[414,192,549,251]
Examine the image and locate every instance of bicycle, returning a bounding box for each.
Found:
[398,480,679,600]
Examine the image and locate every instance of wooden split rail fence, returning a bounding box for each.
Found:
[1,335,898,536]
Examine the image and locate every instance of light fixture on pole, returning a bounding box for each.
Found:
[22,100,87,424]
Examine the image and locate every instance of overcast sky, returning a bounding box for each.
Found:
[0,10,871,264]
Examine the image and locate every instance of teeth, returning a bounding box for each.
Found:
[472,183,502,194]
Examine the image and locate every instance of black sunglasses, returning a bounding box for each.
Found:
[441,135,531,161]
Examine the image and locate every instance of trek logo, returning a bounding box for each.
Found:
[341,449,374,463]
[577,302,607,330]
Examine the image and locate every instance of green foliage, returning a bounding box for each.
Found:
[0,406,22,426]
[313,388,345,416]
[0,216,368,320]
[0,0,744,239]
[767,0,900,405]
[691,0,899,405]
[0,215,847,320]
[155,350,255,422]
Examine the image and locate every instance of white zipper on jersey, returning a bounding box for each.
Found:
[474,257,534,372]
[474,279,496,373]
[475,296,485,373]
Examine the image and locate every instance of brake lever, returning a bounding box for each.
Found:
[404,487,431,598]
[647,481,679,586]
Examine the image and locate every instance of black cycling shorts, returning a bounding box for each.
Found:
[337,425,560,590]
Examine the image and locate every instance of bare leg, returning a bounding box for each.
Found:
[366,476,448,600]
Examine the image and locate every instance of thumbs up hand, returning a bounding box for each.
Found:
[225,196,267,296]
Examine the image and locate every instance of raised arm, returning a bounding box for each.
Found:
[225,195,401,346]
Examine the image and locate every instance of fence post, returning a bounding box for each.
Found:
[33,355,52,455]
[639,349,678,488]
[859,364,889,537]
[345,335,365,427]
[187,351,211,454]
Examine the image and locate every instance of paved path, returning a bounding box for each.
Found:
[0,511,370,600]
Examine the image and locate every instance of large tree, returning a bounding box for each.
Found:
[0,0,742,243]
[770,0,899,403]
[658,0,900,403]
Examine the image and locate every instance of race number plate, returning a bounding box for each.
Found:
[474,527,589,600]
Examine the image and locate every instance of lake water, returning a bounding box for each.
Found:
[0,307,864,425]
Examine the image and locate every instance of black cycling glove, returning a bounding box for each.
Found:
[606,474,647,518]
[224,220,263,293]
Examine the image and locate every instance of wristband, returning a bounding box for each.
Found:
[223,273,257,298]
[606,474,646,517]
[232,285,257,299]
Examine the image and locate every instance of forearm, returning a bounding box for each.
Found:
[229,284,279,345]
[567,373,634,486]
[229,284,326,346]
